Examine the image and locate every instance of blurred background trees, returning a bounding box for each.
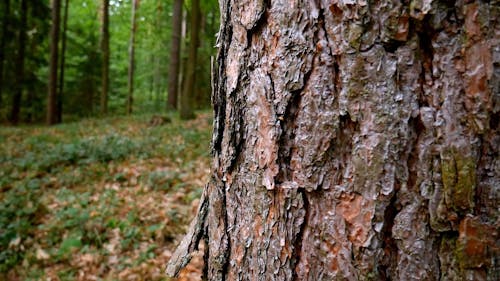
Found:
[0,0,219,124]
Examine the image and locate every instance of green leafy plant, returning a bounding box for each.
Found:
[0,180,45,272]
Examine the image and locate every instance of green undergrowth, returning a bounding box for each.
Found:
[0,112,212,280]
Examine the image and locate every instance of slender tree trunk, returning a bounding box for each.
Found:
[100,0,109,115]
[167,1,499,280]
[179,0,199,120]
[154,55,161,109]
[194,13,206,108]
[127,0,139,115]
[178,9,188,106]
[25,5,39,123]
[149,54,155,96]
[26,42,36,123]
[153,1,162,110]
[47,0,61,125]
[10,0,27,125]
[56,0,69,123]
[167,0,182,110]
[0,0,10,108]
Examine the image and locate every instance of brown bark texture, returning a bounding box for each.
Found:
[47,0,61,125]
[167,0,183,110]
[167,0,499,280]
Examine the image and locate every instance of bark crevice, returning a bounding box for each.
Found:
[277,87,301,183]
[378,190,399,279]
[211,0,233,156]
[291,188,309,281]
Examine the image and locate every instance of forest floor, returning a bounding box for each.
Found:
[0,112,212,281]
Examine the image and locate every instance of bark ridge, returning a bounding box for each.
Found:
[168,1,500,280]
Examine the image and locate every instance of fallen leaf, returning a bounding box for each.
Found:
[36,248,50,260]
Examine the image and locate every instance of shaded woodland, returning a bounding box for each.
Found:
[0,0,219,124]
[0,0,219,279]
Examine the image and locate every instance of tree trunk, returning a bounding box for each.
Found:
[153,1,162,110]
[10,0,27,125]
[57,0,69,123]
[25,50,34,123]
[179,0,199,120]
[47,0,61,125]
[167,1,499,280]
[127,0,139,115]
[100,0,109,115]
[0,0,10,108]
[149,54,155,98]
[153,54,162,109]
[167,0,183,110]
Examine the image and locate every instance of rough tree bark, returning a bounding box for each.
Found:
[168,0,499,280]
[100,0,110,115]
[167,0,183,110]
[47,0,61,125]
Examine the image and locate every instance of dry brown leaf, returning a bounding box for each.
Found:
[36,248,50,260]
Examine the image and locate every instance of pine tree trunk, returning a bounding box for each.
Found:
[179,0,200,120]
[47,0,61,125]
[11,0,27,125]
[100,0,110,115]
[57,0,69,123]
[168,1,499,280]
[127,0,138,115]
[0,0,10,108]
[167,0,183,110]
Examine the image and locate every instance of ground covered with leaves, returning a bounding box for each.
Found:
[0,113,212,281]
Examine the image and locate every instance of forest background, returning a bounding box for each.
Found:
[0,0,219,123]
[1,0,218,280]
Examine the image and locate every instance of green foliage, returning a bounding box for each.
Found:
[144,170,182,191]
[0,113,212,278]
[4,134,138,173]
[0,179,45,272]
[0,0,220,123]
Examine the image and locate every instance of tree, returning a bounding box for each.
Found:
[167,0,182,110]
[47,0,61,125]
[152,0,163,109]
[0,0,10,108]
[23,0,50,123]
[57,0,69,123]
[100,0,110,115]
[167,1,499,280]
[10,0,27,124]
[179,0,200,120]
[127,0,139,115]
